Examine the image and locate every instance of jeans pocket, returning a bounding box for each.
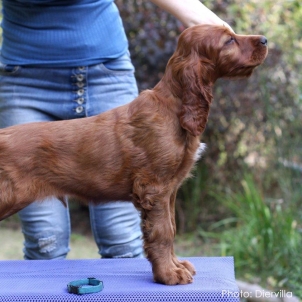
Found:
[98,51,135,75]
[0,62,21,75]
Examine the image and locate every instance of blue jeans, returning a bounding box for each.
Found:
[0,52,143,259]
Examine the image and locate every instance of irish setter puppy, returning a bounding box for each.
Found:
[0,25,267,285]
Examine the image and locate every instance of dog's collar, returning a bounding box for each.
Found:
[67,277,103,295]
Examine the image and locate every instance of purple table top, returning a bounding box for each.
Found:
[0,257,239,301]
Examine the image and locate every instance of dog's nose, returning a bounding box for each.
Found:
[260,36,267,46]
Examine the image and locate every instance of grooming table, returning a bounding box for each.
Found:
[0,257,239,302]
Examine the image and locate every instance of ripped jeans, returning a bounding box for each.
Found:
[0,52,143,259]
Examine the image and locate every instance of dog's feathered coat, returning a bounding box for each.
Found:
[0,25,267,285]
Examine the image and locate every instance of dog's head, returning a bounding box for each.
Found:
[213,26,268,79]
[165,25,268,136]
[174,24,268,81]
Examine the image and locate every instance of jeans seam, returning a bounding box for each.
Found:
[97,62,135,76]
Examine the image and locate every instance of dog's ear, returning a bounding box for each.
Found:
[178,54,213,136]
[169,53,214,136]
[166,48,214,136]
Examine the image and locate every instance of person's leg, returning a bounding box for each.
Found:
[90,202,143,258]
[18,199,70,260]
[86,52,143,258]
[0,63,71,259]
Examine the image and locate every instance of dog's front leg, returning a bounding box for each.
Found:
[169,190,196,280]
[133,182,194,285]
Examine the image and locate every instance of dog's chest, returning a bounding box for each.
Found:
[193,143,206,162]
[173,142,206,183]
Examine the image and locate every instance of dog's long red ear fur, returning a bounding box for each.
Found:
[167,50,214,136]
[179,54,213,136]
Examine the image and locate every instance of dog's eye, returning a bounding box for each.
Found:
[225,37,235,45]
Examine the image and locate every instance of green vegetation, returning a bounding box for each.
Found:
[207,175,302,296]
[178,1,302,296]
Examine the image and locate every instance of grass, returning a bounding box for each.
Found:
[204,174,302,297]
[0,213,204,261]
[0,211,101,260]
[0,227,100,260]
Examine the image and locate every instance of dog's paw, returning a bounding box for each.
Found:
[153,260,195,285]
[173,258,196,276]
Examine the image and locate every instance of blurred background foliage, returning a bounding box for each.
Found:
[0,0,301,297]
[116,0,302,296]
[115,0,302,228]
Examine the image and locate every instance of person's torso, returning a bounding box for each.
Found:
[1,0,128,67]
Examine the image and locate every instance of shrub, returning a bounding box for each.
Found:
[209,175,302,296]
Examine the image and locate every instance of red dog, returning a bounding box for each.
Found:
[0,25,267,285]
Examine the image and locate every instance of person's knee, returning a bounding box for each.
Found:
[90,202,143,258]
[23,230,70,260]
[19,198,70,260]
[100,235,144,259]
